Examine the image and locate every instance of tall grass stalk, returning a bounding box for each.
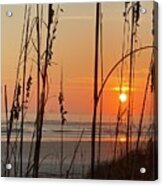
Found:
[113,5,127,160]
[31,4,41,177]
[97,45,157,105]
[33,4,53,177]
[126,2,135,159]
[19,6,31,176]
[58,66,67,177]
[33,4,60,177]
[5,6,28,177]
[4,85,9,176]
[136,2,157,151]
[97,3,104,165]
[4,85,9,139]
[91,2,100,179]
[131,62,152,179]
[26,5,43,174]
[136,70,151,152]
[66,129,85,178]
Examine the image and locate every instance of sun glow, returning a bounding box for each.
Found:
[112,86,134,92]
[113,86,129,92]
[119,93,127,103]
[119,137,126,142]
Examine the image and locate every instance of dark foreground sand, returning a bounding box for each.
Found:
[1,140,131,178]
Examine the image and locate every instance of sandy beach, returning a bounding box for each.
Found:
[1,140,130,178]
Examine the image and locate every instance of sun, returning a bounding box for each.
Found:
[119,137,126,142]
[119,93,127,103]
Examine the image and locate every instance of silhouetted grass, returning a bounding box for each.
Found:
[87,140,157,180]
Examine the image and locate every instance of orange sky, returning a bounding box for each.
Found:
[1,2,154,122]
